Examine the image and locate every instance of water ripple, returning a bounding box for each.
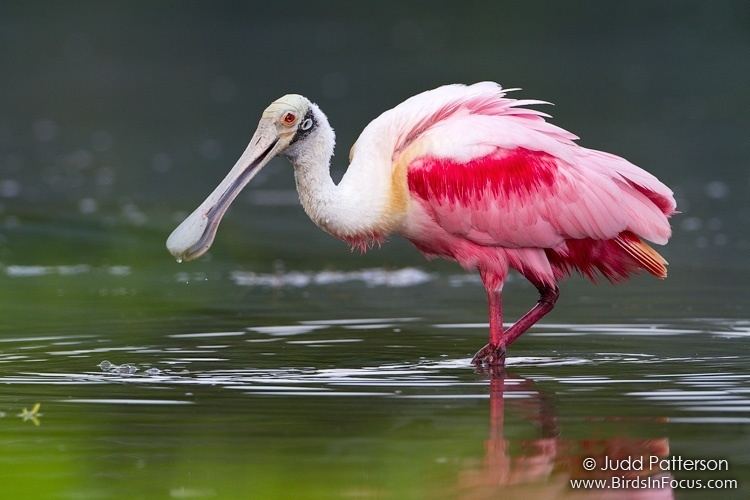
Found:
[0,319,746,418]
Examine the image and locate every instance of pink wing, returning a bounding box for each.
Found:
[407,145,675,250]
[397,83,675,250]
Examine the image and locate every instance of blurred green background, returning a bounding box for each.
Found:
[0,2,749,499]
[1,1,748,262]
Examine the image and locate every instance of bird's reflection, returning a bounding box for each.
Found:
[457,367,674,499]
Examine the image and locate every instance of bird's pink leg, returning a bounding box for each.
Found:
[488,288,504,348]
[503,284,559,347]
[472,279,560,366]
[472,271,507,366]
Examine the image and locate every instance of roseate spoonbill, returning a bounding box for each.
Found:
[167,82,675,366]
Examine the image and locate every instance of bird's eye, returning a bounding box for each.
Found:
[300,118,313,131]
[282,112,297,126]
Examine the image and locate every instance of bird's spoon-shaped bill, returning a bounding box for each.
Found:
[166,120,281,262]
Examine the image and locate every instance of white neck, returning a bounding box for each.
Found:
[286,106,400,241]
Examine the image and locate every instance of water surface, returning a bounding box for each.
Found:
[0,209,748,499]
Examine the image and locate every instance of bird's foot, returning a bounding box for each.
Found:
[473,362,506,379]
[471,343,506,366]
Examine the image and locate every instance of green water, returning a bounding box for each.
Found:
[1,206,748,499]
[1,1,749,499]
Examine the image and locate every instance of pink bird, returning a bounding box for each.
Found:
[167,82,676,366]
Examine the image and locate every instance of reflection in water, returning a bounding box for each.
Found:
[458,368,674,499]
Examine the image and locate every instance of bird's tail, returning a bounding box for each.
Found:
[614,232,668,279]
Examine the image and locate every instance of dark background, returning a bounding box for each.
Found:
[0,1,748,267]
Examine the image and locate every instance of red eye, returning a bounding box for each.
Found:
[283,112,296,124]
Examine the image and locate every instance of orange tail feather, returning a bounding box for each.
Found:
[614,232,668,279]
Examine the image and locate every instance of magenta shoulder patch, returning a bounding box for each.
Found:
[407,147,558,204]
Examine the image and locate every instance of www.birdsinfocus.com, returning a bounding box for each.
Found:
[167,82,675,366]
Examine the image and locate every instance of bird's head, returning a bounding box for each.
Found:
[166,94,329,262]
